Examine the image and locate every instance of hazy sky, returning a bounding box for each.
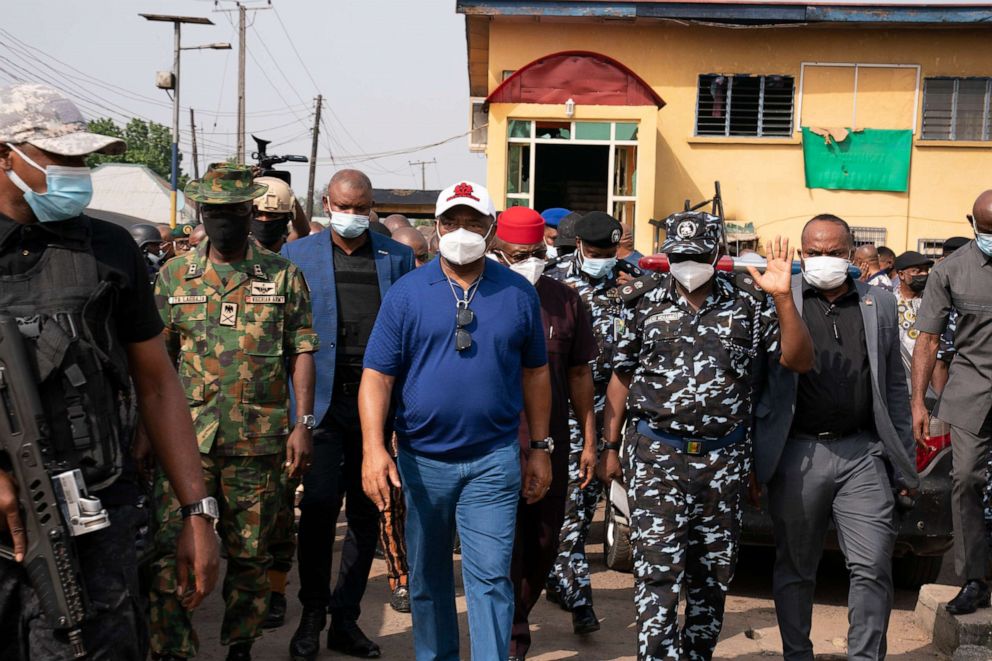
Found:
[2,0,486,192]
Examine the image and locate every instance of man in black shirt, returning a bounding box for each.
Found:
[0,82,218,660]
[754,214,918,661]
[281,169,413,660]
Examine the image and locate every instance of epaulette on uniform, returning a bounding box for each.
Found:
[543,255,568,273]
[618,273,662,303]
[726,270,767,301]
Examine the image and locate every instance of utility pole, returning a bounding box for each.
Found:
[189,108,202,223]
[140,13,223,228]
[212,2,270,164]
[306,94,323,220]
[409,158,436,190]
[237,3,246,163]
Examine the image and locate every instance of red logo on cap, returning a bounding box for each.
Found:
[447,182,480,202]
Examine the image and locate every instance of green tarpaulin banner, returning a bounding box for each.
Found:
[801,127,912,192]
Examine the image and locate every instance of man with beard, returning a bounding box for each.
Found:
[150,164,319,661]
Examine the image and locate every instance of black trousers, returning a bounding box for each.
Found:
[296,392,381,620]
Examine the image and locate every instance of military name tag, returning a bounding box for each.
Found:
[245,295,286,304]
[168,295,207,305]
[646,310,683,325]
[220,302,238,326]
[250,281,277,296]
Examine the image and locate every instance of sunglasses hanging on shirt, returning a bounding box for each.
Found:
[447,275,482,352]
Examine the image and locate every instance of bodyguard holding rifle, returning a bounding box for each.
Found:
[0,83,218,660]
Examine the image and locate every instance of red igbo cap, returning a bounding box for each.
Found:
[497,207,545,245]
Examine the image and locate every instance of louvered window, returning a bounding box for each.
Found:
[695,74,794,137]
[922,77,991,141]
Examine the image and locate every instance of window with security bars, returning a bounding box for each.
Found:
[918,239,944,259]
[852,227,887,247]
[695,74,794,137]
[921,77,992,141]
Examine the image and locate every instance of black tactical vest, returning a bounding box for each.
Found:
[0,233,130,490]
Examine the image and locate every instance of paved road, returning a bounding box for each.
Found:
[187,507,951,660]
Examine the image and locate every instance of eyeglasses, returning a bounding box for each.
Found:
[455,303,474,351]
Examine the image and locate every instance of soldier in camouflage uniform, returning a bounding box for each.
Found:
[543,211,639,633]
[150,165,318,661]
[599,213,812,660]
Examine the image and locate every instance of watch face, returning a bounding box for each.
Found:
[203,496,220,519]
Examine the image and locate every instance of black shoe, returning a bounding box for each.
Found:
[263,591,287,629]
[226,642,252,661]
[289,607,327,661]
[572,605,601,634]
[390,585,411,613]
[946,579,991,615]
[328,619,381,658]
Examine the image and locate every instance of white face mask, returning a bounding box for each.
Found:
[509,256,545,286]
[669,259,715,292]
[546,245,558,260]
[802,255,850,290]
[328,211,370,239]
[437,226,491,266]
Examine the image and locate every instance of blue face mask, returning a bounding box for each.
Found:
[329,210,370,239]
[5,144,93,222]
[971,217,992,257]
[579,248,617,280]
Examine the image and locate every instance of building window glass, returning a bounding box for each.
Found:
[506,143,531,198]
[509,119,532,140]
[695,74,794,138]
[922,77,992,141]
[574,122,611,141]
[852,226,887,247]
[615,122,639,141]
[536,121,571,140]
[918,239,945,259]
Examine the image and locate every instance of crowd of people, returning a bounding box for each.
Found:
[1,82,992,661]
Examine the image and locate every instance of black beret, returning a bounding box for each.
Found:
[554,212,582,248]
[893,250,933,271]
[575,211,622,248]
[942,236,969,255]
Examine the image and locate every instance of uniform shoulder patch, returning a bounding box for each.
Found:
[728,271,767,300]
[618,274,661,303]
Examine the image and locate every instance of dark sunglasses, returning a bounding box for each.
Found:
[455,303,474,352]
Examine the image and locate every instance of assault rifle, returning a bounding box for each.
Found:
[0,315,112,659]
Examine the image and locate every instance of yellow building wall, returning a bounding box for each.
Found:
[482,20,992,255]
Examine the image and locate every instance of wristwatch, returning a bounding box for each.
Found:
[296,414,317,431]
[602,440,622,452]
[530,437,554,453]
[180,496,219,523]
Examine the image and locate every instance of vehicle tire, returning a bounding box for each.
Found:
[604,505,634,573]
[893,553,943,589]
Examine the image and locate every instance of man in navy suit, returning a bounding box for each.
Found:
[282,169,414,660]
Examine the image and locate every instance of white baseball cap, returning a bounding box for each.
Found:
[435,181,496,218]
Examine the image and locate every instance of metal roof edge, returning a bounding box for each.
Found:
[456,1,992,24]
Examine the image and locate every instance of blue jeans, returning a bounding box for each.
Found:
[398,441,521,661]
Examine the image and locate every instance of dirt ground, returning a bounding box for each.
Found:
[185,503,956,660]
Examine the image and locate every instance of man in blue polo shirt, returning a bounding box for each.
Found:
[359,181,552,661]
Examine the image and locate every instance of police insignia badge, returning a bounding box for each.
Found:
[677,221,697,239]
[220,302,237,326]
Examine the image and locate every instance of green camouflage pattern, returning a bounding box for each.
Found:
[149,453,282,655]
[185,163,269,204]
[268,471,299,576]
[154,240,319,456]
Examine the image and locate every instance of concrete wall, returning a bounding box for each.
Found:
[482,19,992,254]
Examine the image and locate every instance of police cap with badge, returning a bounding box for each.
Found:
[661,212,722,255]
[575,211,623,248]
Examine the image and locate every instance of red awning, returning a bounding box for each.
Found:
[485,51,665,108]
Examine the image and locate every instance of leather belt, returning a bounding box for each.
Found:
[635,420,745,456]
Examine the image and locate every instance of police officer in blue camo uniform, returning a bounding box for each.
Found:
[543,211,640,633]
[599,213,813,660]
